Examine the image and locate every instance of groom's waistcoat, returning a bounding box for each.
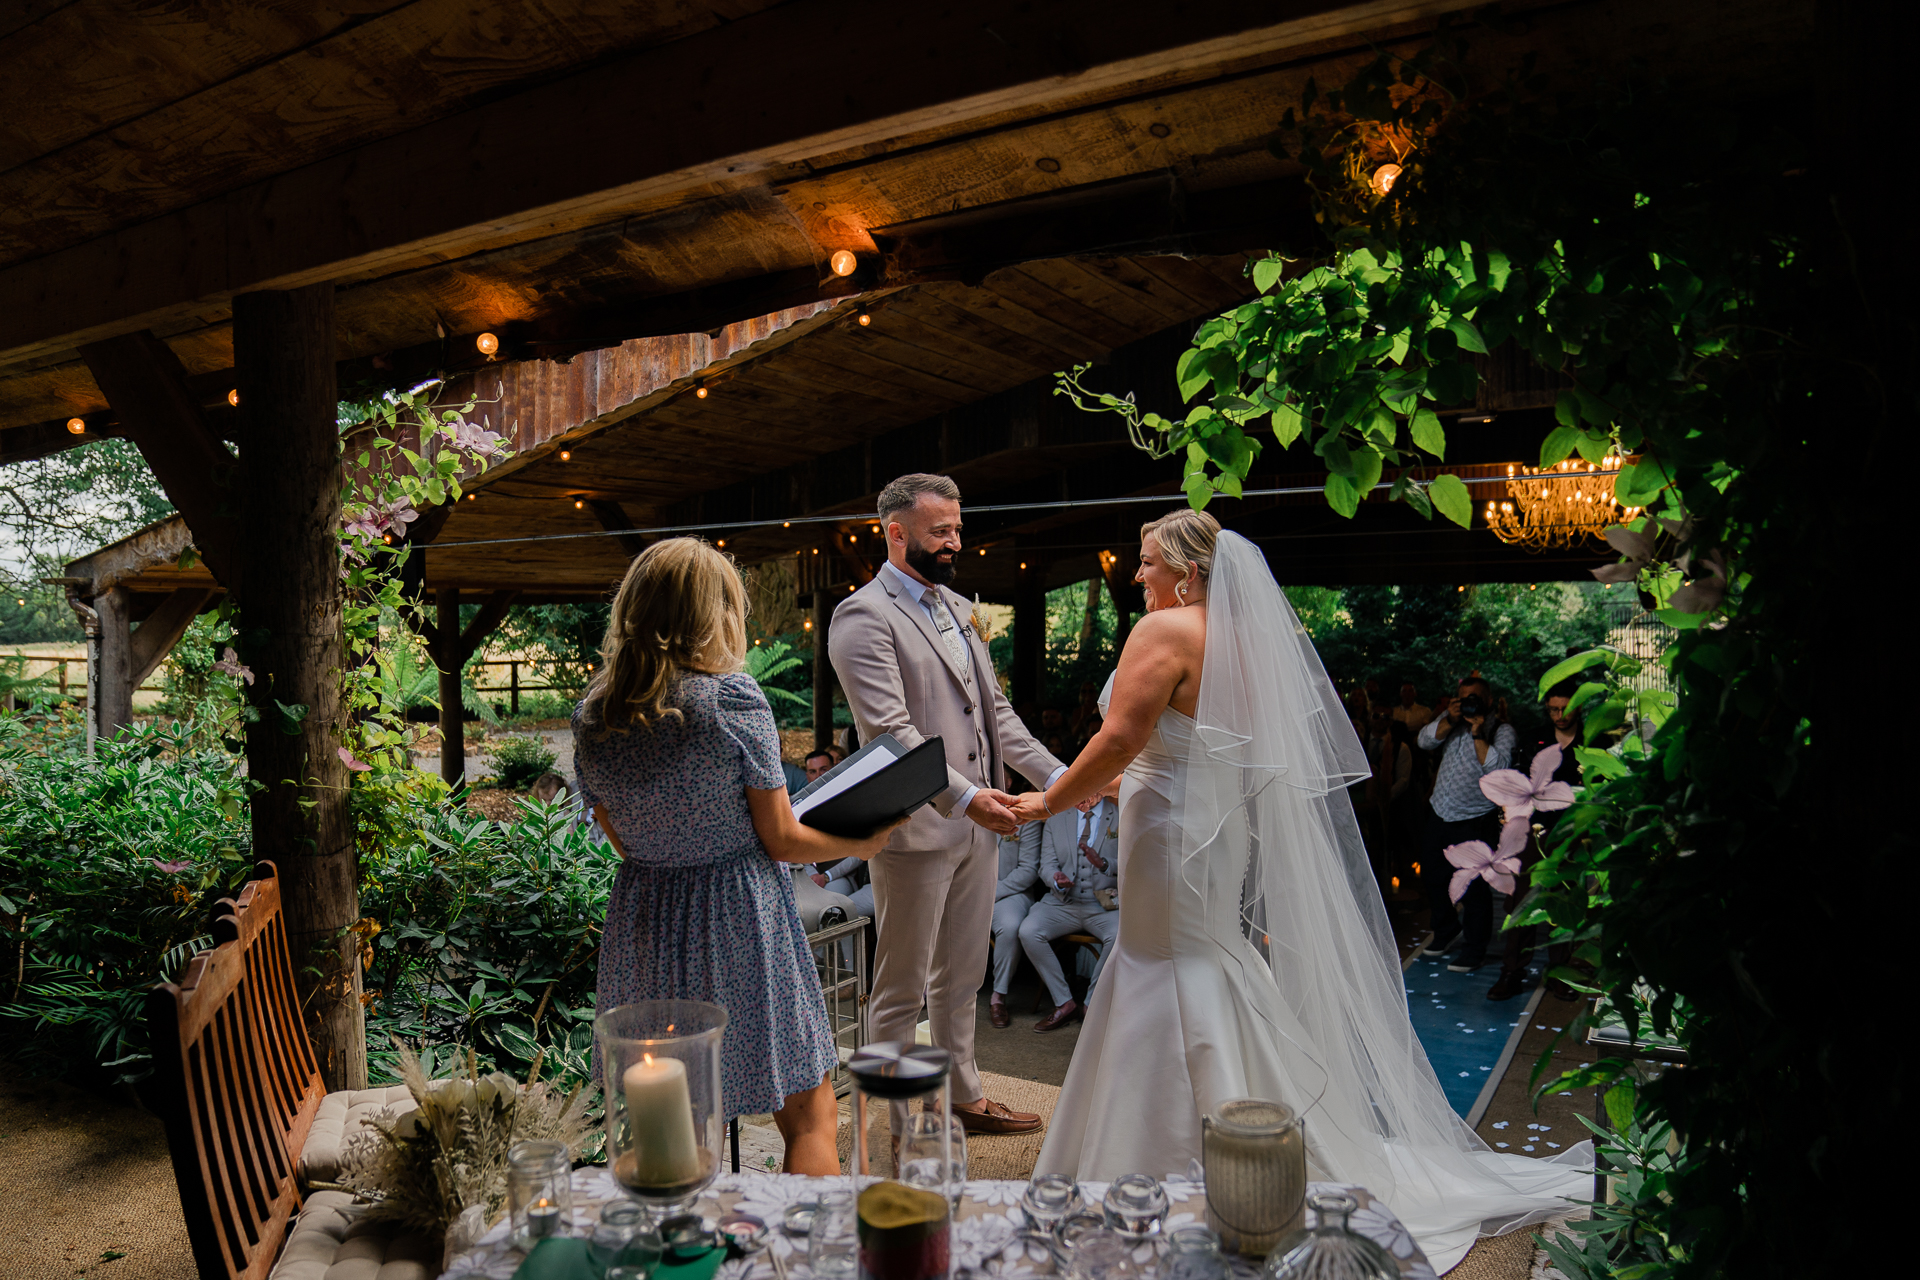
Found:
[829,569,1060,854]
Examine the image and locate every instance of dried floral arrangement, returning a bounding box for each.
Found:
[337,1044,593,1235]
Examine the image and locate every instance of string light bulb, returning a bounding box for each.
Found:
[574,499,585,509]
[466,492,477,501]
[695,385,709,399]
[383,533,394,544]
[65,417,85,434]
[857,312,871,326]
[476,332,500,356]
[559,450,571,461]
[1370,163,1402,196]
[226,389,239,407]
[716,540,725,548]
[829,250,858,277]
[803,618,813,631]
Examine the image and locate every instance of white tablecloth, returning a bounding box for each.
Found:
[438,1169,1436,1280]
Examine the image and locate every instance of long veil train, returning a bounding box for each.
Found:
[1179,531,1590,1269]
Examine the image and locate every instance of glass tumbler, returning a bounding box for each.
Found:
[598,999,728,1218]
[899,1110,968,1207]
[1065,1231,1138,1280]
[811,1190,861,1280]
[1164,1226,1227,1280]
[1101,1174,1169,1236]
[507,1139,573,1247]
[1021,1175,1083,1232]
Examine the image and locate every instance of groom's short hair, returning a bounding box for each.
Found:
[877,473,962,522]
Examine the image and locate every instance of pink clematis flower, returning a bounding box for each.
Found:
[1444,818,1528,902]
[1479,744,1577,821]
[211,647,254,686]
[151,858,193,874]
[338,746,373,772]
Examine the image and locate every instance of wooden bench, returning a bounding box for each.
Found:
[147,862,435,1280]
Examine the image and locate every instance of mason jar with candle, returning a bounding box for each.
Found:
[597,999,727,1217]
[1201,1098,1307,1256]
[508,1139,574,1247]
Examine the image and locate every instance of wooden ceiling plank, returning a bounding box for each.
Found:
[976,266,1147,352]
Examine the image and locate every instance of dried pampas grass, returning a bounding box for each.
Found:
[338,1045,594,1236]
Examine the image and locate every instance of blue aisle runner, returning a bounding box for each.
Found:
[1401,953,1535,1116]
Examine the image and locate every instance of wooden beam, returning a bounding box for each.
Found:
[586,501,648,560]
[130,587,218,689]
[234,283,362,1092]
[0,0,1481,365]
[76,332,243,593]
[458,589,520,662]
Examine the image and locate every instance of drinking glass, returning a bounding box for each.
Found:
[1052,1208,1110,1263]
[589,1201,649,1272]
[1259,1193,1398,1280]
[1164,1226,1227,1280]
[1065,1231,1138,1280]
[810,1189,860,1280]
[507,1139,573,1247]
[1021,1174,1083,1232]
[899,1110,968,1206]
[1101,1174,1169,1236]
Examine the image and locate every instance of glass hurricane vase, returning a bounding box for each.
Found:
[597,999,728,1218]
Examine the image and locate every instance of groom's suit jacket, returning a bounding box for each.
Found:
[830,567,1061,853]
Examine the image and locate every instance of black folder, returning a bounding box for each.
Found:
[790,733,949,838]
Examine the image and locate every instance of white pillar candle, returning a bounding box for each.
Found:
[622,1053,701,1185]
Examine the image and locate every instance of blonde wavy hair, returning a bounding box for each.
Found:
[582,537,748,733]
[1140,507,1222,585]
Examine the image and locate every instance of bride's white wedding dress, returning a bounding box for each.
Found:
[1034,533,1589,1273]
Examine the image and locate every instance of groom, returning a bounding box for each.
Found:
[830,472,1065,1136]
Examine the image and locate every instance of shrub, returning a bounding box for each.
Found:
[487,733,558,790]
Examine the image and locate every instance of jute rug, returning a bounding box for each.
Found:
[1443,1226,1545,1278]
[0,1074,194,1279]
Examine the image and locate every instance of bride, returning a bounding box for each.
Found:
[1007,509,1588,1271]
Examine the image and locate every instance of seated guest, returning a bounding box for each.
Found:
[1020,781,1120,1031]
[531,771,572,804]
[575,537,897,1176]
[988,821,1043,1028]
[803,748,835,783]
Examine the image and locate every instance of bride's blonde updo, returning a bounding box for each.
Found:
[1140,508,1222,584]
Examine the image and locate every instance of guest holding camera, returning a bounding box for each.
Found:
[575,538,898,1175]
[1416,674,1516,972]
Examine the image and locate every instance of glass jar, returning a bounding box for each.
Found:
[1101,1174,1169,1236]
[848,1043,955,1280]
[1164,1226,1228,1280]
[1020,1174,1083,1233]
[1202,1098,1306,1256]
[597,999,727,1218]
[812,1190,861,1280]
[1259,1192,1398,1280]
[506,1139,573,1247]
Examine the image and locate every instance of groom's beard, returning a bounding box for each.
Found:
[907,541,958,586]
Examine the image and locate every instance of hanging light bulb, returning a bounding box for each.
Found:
[695,385,709,399]
[857,312,871,326]
[466,492,477,501]
[227,389,239,407]
[803,618,813,631]
[559,450,571,461]
[829,250,858,277]
[476,332,500,356]
[1370,163,1402,196]
[574,499,585,509]
[716,540,725,548]
[65,417,86,434]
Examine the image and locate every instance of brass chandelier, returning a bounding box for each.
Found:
[1484,456,1642,551]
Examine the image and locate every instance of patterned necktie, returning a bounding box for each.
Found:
[1078,805,1109,872]
[929,592,971,681]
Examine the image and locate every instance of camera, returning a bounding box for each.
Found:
[1457,693,1487,718]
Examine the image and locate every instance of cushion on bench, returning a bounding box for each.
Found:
[270,1191,439,1280]
[299,1085,419,1188]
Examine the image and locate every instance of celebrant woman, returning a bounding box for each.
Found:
[1009,509,1589,1272]
[575,537,898,1175]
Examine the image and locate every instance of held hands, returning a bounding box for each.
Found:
[1007,790,1051,826]
[964,788,1022,837]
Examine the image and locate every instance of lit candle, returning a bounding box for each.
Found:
[527,1196,562,1238]
[622,1053,701,1185]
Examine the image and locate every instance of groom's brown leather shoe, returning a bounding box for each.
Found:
[1033,1000,1079,1033]
[989,996,1011,1029]
[956,1097,1042,1135]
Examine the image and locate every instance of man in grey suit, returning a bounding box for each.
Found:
[830,473,1065,1136]
[1020,786,1121,1031]
[989,823,1042,1029]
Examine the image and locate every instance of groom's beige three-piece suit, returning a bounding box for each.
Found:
[830,561,1063,1111]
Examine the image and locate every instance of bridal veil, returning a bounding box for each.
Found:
[1180,531,1589,1271]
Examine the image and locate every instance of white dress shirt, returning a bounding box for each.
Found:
[877,558,1066,813]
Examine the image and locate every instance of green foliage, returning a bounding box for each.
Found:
[0,718,254,1083]
[0,438,175,599]
[358,797,617,1100]
[743,640,810,712]
[984,581,1123,711]
[1063,41,1826,1277]
[487,733,558,790]
[489,604,610,701]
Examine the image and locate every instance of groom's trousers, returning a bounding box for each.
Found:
[868,823,996,1129]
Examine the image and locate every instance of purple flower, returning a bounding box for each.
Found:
[1443,819,1528,902]
[1478,744,1577,820]
[151,859,193,874]
[211,647,254,686]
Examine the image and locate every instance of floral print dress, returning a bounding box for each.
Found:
[576,672,836,1117]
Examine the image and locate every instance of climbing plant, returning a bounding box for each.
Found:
[1064,34,1825,1279]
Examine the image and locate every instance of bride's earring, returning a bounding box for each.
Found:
[1177,584,1188,601]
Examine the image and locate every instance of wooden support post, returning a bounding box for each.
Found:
[436,588,465,787]
[1012,559,1047,715]
[233,283,363,1091]
[813,590,833,751]
[92,585,133,739]
[130,587,218,689]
